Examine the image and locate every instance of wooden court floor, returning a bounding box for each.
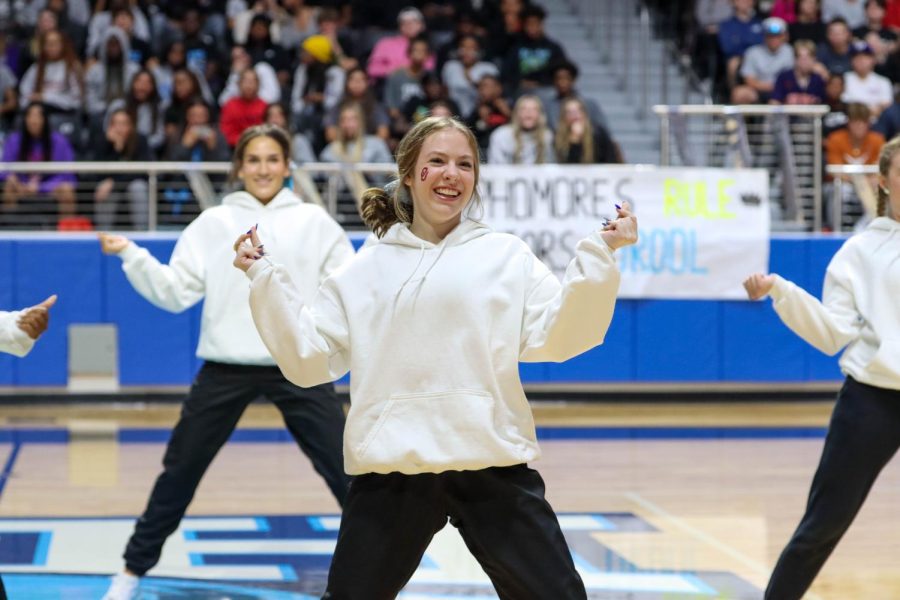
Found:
[1,399,899,599]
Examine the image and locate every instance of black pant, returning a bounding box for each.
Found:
[123,361,350,576]
[766,377,900,599]
[322,464,587,600]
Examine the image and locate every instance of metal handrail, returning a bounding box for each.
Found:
[652,105,831,116]
[826,164,879,232]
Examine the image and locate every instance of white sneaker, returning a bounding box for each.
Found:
[101,572,140,600]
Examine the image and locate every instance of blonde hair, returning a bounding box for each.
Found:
[334,102,366,163]
[229,124,292,184]
[360,116,482,237]
[511,94,549,164]
[877,135,900,217]
[554,97,595,163]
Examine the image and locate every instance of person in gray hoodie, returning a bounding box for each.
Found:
[745,135,900,600]
[99,124,354,600]
[85,26,140,124]
[235,116,638,599]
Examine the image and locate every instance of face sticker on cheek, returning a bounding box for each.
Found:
[420,167,428,181]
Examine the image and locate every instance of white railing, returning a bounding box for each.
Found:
[654,104,831,231]
[824,164,879,232]
[0,162,397,231]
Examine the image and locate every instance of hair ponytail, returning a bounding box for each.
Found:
[360,181,413,238]
[877,135,900,218]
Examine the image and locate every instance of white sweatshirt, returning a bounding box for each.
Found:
[768,216,900,391]
[0,311,35,357]
[118,188,354,365]
[246,219,621,475]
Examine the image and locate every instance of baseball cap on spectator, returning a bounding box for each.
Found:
[762,17,787,36]
[302,35,333,63]
[397,7,424,24]
[850,40,875,56]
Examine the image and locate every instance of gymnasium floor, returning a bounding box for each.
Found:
[1,397,899,599]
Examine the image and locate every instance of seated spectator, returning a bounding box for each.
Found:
[367,6,436,83]
[771,40,827,103]
[219,45,281,105]
[290,34,345,148]
[401,72,461,131]
[873,93,900,138]
[717,0,764,89]
[732,17,794,104]
[434,9,482,73]
[17,7,61,78]
[163,98,230,162]
[427,99,455,118]
[164,67,213,140]
[824,102,884,225]
[842,40,893,116]
[464,73,511,152]
[692,0,734,81]
[0,103,77,227]
[824,72,851,135]
[263,102,316,164]
[502,3,567,94]
[853,0,897,65]
[107,68,166,155]
[486,0,525,63]
[111,6,153,65]
[219,68,268,146]
[320,102,393,164]
[442,35,498,119]
[245,14,292,88]
[231,0,284,46]
[790,0,828,44]
[275,0,321,52]
[308,7,358,72]
[86,0,150,58]
[324,67,390,143]
[554,97,622,164]
[44,0,88,57]
[90,108,152,230]
[544,60,608,131]
[181,8,227,91]
[817,17,854,75]
[85,27,140,124]
[384,35,431,127]
[822,0,867,28]
[0,39,17,130]
[18,30,83,118]
[150,40,187,104]
[487,94,554,164]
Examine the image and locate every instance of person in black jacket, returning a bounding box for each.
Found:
[91,108,153,229]
[554,97,623,164]
[502,3,567,95]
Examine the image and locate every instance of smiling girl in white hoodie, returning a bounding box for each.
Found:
[745,136,900,600]
[100,124,354,600]
[234,116,638,599]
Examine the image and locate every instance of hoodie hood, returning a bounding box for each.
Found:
[868,216,900,233]
[99,26,131,64]
[222,187,301,210]
[380,218,491,249]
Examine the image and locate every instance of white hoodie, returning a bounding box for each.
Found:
[0,311,35,357]
[246,219,621,475]
[118,188,354,365]
[769,216,900,391]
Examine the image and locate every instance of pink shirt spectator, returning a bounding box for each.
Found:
[770,0,798,23]
[366,36,436,80]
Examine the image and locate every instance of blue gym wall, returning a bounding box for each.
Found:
[0,234,846,387]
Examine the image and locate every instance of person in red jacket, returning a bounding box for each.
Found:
[219,68,267,146]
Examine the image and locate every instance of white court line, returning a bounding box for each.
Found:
[624,492,824,600]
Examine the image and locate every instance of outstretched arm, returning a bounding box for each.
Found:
[0,295,57,357]
[234,227,351,387]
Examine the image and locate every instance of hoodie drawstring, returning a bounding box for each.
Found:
[395,241,426,302]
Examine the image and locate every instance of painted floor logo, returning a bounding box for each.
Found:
[0,513,759,599]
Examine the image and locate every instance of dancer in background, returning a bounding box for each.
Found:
[745,136,900,600]
[100,124,353,600]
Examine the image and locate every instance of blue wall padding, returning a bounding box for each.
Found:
[0,234,847,386]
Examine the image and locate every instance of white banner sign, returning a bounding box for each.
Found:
[479,165,770,299]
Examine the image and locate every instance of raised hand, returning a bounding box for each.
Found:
[743,273,776,300]
[17,295,57,340]
[233,225,265,273]
[600,201,638,250]
[98,232,130,255]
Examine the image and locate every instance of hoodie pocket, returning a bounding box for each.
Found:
[867,339,900,381]
[355,389,517,470]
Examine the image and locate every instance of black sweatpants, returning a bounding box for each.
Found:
[322,464,587,600]
[123,361,350,576]
[766,376,900,599]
